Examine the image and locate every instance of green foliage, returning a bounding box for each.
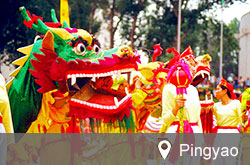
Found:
[199,18,240,77]
[69,0,106,33]
[117,0,243,77]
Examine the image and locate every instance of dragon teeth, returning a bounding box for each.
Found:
[67,75,71,79]
[116,72,121,80]
[201,72,204,78]
[125,87,129,95]
[114,97,119,107]
[91,77,96,82]
[67,68,134,80]
[71,75,76,86]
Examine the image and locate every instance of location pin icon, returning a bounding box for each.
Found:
[158,140,171,160]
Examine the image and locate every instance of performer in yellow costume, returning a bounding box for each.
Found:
[0,73,14,165]
[0,74,14,133]
[241,88,250,132]
[161,83,202,133]
[159,47,212,165]
[211,79,241,165]
[213,78,241,133]
[161,47,205,133]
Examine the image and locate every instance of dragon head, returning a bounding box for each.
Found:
[166,46,212,86]
[8,7,140,132]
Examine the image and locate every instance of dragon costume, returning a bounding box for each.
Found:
[132,46,212,133]
[7,7,140,133]
[241,88,250,132]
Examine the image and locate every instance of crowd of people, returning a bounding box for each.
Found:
[197,74,250,100]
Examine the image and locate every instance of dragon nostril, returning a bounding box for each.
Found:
[123,54,128,58]
[87,46,92,51]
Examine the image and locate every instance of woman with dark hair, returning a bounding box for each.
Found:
[211,79,242,165]
[213,78,242,133]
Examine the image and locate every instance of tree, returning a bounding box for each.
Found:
[103,0,135,48]
[118,0,148,49]
[0,0,105,62]
[222,19,240,78]
[0,0,60,62]
[199,17,240,78]
[118,0,246,62]
[69,0,108,34]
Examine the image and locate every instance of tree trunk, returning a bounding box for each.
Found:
[89,0,96,34]
[130,15,138,49]
[109,0,115,49]
[130,0,145,49]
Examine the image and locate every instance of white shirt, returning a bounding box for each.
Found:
[161,83,202,131]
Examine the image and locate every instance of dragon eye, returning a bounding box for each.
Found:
[93,44,100,53]
[74,43,86,55]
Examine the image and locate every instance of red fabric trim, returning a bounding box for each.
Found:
[171,121,198,126]
[0,116,2,123]
[217,126,239,129]
[212,126,240,133]
[200,102,214,107]
[169,121,197,163]
[171,121,198,133]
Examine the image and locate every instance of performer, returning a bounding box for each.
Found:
[240,88,250,132]
[161,83,202,133]
[0,73,14,165]
[161,48,202,133]
[213,78,241,133]
[0,73,14,133]
[211,79,241,165]
[160,47,210,165]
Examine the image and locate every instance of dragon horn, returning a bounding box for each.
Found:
[20,7,73,41]
[51,9,59,23]
[63,20,71,28]
[20,6,49,34]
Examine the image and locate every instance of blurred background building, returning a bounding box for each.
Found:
[236,12,250,80]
